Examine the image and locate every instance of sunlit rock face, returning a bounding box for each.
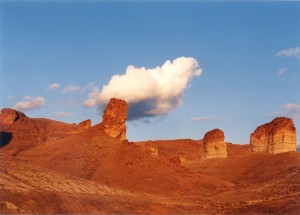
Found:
[102,98,128,141]
[0,108,26,125]
[203,129,227,159]
[250,117,296,154]
[77,119,91,130]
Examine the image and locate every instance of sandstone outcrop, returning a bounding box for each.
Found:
[77,119,91,130]
[0,108,26,125]
[250,117,296,154]
[203,129,227,159]
[102,98,128,141]
[146,146,158,157]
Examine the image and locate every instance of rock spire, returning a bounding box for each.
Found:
[102,98,128,141]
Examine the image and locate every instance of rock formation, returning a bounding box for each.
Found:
[203,129,227,159]
[77,119,91,130]
[0,108,26,125]
[102,98,128,141]
[146,146,158,157]
[250,117,296,154]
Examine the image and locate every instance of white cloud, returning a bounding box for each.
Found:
[190,116,212,121]
[55,112,74,117]
[284,103,300,119]
[84,57,202,120]
[277,47,300,59]
[62,84,80,94]
[6,95,17,100]
[13,96,45,111]
[67,99,81,107]
[267,103,300,120]
[48,83,61,90]
[276,68,286,77]
[81,82,95,93]
[84,87,100,107]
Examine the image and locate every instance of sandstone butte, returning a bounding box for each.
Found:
[250,117,297,154]
[203,129,227,159]
[102,98,128,141]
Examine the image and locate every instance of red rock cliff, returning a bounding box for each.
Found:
[0,108,27,125]
[250,117,296,154]
[203,129,227,159]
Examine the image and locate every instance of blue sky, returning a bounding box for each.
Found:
[1,0,299,143]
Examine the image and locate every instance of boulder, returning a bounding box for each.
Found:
[203,129,227,159]
[250,117,296,154]
[102,98,128,141]
[77,119,91,130]
[0,108,26,125]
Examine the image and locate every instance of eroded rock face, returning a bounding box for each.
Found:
[146,146,158,157]
[250,117,296,154]
[0,108,26,125]
[102,98,128,141]
[77,119,91,130]
[203,129,227,159]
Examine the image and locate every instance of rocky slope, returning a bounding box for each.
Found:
[0,154,211,214]
[0,108,82,155]
[0,102,299,214]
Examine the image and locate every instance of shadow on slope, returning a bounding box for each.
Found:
[0,132,12,148]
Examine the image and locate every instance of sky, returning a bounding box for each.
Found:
[0,0,299,144]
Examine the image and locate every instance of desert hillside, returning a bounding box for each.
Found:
[0,102,299,214]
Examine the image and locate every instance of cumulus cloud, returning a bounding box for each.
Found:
[13,96,45,111]
[48,83,61,90]
[55,112,74,117]
[267,103,300,120]
[84,57,202,120]
[84,87,100,107]
[276,68,286,77]
[62,84,80,94]
[277,47,300,59]
[190,116,212,121]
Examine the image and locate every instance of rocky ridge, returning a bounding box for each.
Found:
[0,108,27,125]
[77,119,91,130]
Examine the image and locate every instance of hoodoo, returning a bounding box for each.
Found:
[102,98,128,141]
[250,117,296,154]
[203,129,227,159]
